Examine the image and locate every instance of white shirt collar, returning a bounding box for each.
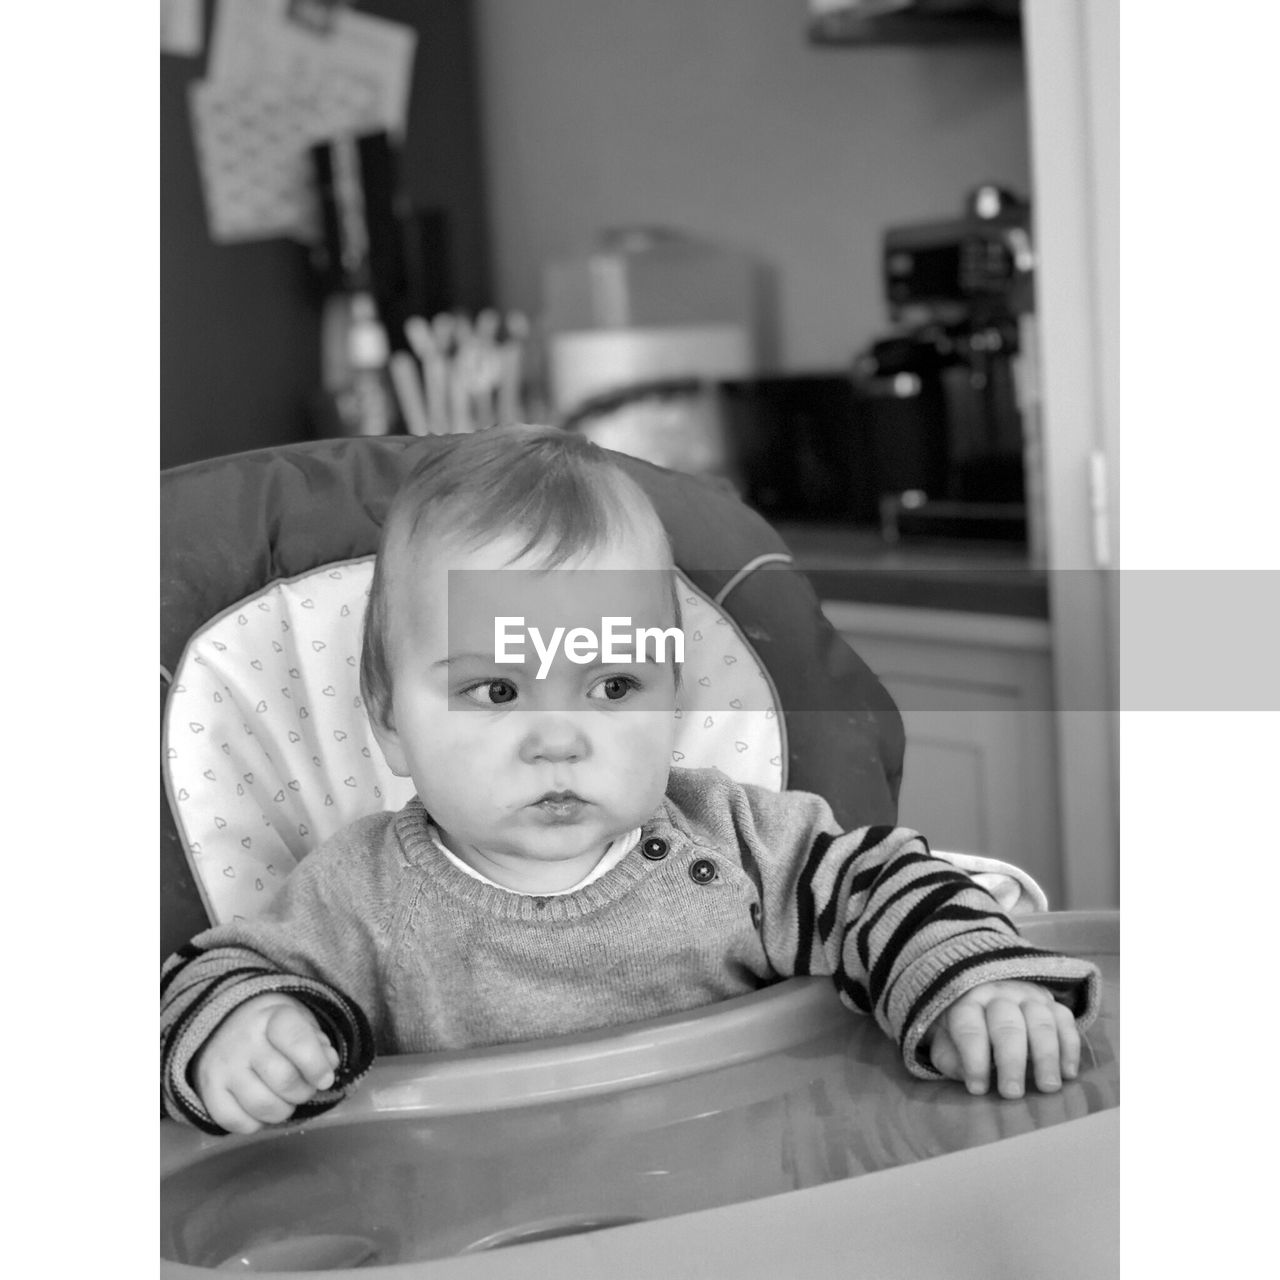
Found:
[427,824,641,896]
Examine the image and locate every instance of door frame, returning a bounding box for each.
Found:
[1023,0,1120,907]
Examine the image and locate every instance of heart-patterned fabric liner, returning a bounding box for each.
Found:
[164,559,784,925]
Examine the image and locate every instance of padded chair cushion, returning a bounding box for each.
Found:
[165,559,783,925]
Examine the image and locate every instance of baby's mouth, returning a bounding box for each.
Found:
[530,790,588,821]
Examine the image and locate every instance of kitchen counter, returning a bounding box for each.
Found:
[770,521,1048,618]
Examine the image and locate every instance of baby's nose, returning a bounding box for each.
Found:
[519,715,590,764]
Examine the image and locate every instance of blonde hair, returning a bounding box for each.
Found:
[360,425,677,726]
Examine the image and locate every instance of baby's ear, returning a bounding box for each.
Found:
[368,706,411,778]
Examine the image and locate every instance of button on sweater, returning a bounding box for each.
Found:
[161,767,1101,1134]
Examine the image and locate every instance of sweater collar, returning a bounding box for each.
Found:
[392,795,690,922]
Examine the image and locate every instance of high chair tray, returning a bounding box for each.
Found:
[161,910,1118,1276]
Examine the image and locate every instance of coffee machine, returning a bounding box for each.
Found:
[852,185,1035,542]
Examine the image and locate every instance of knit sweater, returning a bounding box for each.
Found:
[161,767,1101,1134]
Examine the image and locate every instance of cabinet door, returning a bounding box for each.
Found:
[824,605,1063,906]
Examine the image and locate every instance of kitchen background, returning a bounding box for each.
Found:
[162,0,1038,462]
[161,0,1118,910]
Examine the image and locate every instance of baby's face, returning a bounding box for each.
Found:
[372,517,680,890]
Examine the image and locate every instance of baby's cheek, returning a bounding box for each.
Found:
[408,720,500,793]
[613,713,677,784]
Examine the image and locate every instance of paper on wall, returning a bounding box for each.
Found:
[189,72,381,243]
[187,0,416,244]
[209,0,416,138]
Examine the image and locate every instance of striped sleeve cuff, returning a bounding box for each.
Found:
[161,970,375,1134]
[885,934,1102,1082]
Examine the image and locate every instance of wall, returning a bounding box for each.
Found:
[162,0,490,468]
[472,0,1031,373]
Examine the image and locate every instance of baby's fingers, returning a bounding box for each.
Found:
[1024,999,1063,1092]
[206,1071,297,1134]
[263,1003,340,1092]
[926,1023,965,1082]
[1055,1001,1081,1081]
[984,998,1029,1099]
[945,1001,995,1095]
[251,1047,327,1106]
[203,1082,266,1136]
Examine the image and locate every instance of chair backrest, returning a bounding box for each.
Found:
[165,556,785,926]
[161,437,904,954]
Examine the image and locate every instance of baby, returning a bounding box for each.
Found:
[161,425,1099,1136]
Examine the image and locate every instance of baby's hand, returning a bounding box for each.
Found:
[924,980,1080,1099]
[193,993,341,1134]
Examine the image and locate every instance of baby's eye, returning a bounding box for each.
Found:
[588,674,640,702]
[462,678,519,706]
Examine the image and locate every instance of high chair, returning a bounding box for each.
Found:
[161,434,911,952]
[160,436,1116,1279]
